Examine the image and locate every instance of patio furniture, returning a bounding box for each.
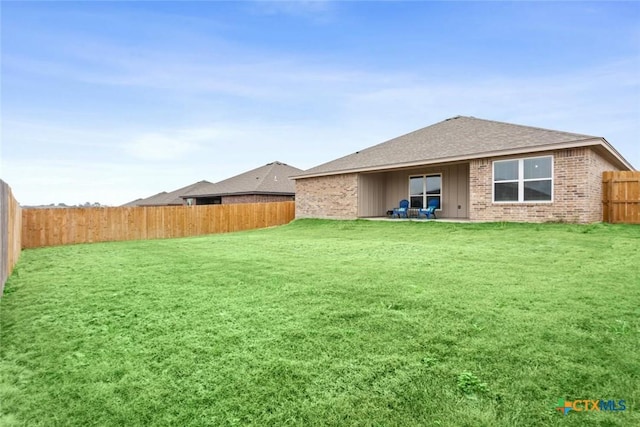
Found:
[392,199,409,218]
[418,198,438,219]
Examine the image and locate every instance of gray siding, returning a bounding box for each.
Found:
[357,173,387,217]
[382,163,469,218]
[444,163,469,218]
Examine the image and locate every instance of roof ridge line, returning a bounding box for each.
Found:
[462,116,598,138]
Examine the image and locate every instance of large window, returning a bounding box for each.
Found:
[409,174,441,209]
[493,156,553,203]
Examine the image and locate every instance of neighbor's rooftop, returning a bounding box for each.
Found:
[183,161,303,198]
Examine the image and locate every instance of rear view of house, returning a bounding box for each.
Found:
[293,116,634,223]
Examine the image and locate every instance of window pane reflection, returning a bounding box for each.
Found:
[410,177,423,195]
[524,157,551,180]
[524,180,552,201]
[494,160,518,181]
[495,182,518,201]
[426,176,441,194]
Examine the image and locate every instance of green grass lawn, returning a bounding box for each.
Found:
[1,220,639,426]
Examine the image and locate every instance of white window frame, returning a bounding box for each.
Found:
[492,155,553,203]
[408,174,442,210]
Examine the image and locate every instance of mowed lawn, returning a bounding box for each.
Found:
[1,220,639,427]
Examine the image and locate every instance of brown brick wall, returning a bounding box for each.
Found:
[221,194,294,204]
[295,173,358,219]
[469,148,618,223]
[585,149,618,223]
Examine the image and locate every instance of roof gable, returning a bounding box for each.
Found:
[295,116,631,177]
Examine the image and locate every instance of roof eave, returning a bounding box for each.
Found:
[181,191,295,199]
[137,202,184,207]
[597,137,635,171]
[292,138,633,179]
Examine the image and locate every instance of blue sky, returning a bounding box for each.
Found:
[2,1,639,206]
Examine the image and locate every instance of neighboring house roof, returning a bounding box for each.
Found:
[183,161,303,198]
[121,198,143,207]
[294,116,633,179]
[123,180,213,207]
[136,191,171,206]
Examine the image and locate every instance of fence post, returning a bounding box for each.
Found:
[602,171,612,223]
[1,180,22,295]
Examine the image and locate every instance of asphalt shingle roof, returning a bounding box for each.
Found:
[123,180,213,207]
[183,161,302,198]
[121,198,143,207]
[294,116,626,178]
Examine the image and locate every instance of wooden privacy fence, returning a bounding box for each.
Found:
[1,180,22,293]
[22,201,295,249]
[603,171,640,224]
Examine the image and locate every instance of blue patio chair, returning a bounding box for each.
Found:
[419,198,438,219]
[392,199,410,218]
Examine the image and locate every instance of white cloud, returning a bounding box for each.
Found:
[2,20,638,207]
[124,132,200,161]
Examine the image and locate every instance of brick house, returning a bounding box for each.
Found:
[292,116,634,223]
[182,161,302,205]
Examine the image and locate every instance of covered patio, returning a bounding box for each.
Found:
[357,162,470,219]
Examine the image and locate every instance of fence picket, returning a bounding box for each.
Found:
[602,171,640,224]
[20,202,295,249]
[1,180,22,293]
